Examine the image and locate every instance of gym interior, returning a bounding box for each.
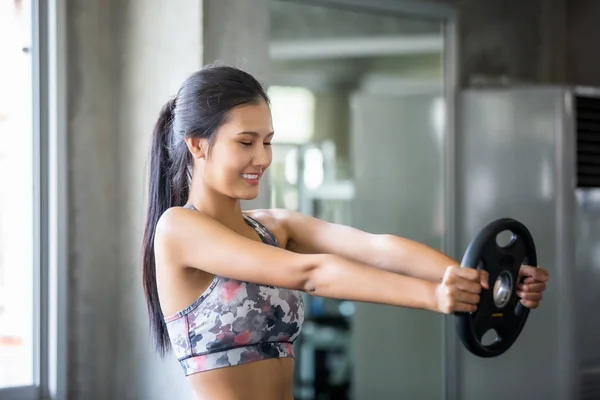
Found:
[1,0,599,399]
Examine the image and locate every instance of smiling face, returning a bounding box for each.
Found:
[198,99,274,200]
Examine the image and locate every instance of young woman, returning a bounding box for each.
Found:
[142,65,549,400]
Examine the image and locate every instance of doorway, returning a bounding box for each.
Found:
[268,1,457,399]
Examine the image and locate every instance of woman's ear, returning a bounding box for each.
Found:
[184,137,205,159]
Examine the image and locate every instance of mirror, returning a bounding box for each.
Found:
[269,1,448,399]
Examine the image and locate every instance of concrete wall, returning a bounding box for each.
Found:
[456,0,566,87]
[66,1,121,398]
[566,0,600,87]
[202,0,272,211]
[452,0,600,88]
[65,0,270,399]
[113,1,203,399]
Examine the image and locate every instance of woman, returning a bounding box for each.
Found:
[142,65,549,400]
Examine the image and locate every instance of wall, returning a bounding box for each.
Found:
[448,0,600,88]
[566,0,600,87]
[113,1,203,399]
[349,92,444,399]
[456,0,566,87]
[65,0,271,399]
[114,1,272,399]
[202,0,272,211]
[66,1,121,398]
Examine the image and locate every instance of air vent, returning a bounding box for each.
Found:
[576,95,600,188]
[581,366,600,400]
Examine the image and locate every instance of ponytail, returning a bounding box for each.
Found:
[142,98,178,356]
[141,65,270,357]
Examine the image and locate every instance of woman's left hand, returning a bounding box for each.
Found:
[516,265,549,309]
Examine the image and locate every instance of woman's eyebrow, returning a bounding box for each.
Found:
[236,131,275,138]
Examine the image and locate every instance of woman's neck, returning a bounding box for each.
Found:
[187,185,245,232]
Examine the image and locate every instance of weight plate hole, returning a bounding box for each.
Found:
[482,329,499,346]
[493,271,513,308]
[496,230,516,248]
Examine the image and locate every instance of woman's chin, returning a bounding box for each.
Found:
[237,187,261,201]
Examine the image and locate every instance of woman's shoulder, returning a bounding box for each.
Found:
[155,206,235,249]
[244,208,295,248]
[243,208,297,229]
[156,205,202,232]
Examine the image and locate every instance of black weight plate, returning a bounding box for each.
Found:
[455,218,537,358]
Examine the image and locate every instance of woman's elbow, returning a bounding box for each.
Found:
[300,254,342,295]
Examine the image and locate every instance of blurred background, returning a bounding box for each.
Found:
[0,0,599,399]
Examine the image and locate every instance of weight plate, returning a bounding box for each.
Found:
[455,218,537,358]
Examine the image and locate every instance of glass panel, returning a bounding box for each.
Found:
[0,0,34,388]
[269,2,445,399]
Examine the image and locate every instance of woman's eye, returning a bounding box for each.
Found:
[239,141,272,147]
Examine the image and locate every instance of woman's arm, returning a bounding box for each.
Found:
[375,235,457,282]
[155,207,484,314]
[271,208,454,282]
[268,209,550,309]
[305,253,484,314]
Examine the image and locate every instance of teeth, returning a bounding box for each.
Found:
[242,174,259,179]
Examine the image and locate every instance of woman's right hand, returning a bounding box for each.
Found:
[434,266,489,314]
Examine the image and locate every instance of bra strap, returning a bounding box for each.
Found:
[243,214,279,247]
[184,204,279,248]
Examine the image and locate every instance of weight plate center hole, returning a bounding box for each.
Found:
[482,329,500,346]
[496,229,517,248]
[493,271,513,308]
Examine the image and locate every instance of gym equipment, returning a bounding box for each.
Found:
[456,218,537,358]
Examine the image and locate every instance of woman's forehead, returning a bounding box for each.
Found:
[221,102,273,133]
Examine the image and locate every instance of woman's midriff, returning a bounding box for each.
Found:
[187,357,295,400]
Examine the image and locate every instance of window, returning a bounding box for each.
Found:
[0,0,64,399]
[269,86,315,144]
[0,0,35,391]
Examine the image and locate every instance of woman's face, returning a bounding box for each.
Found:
[202,100,274,200]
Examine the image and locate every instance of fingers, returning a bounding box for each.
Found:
[437,264,548,315]
[451,301,479,313]
[518,266,549,310]
[437,283,480,309]
[517,277,544,309]
[519,265,549,282]
[479,270,490,290]
[450,274,484,294]
[520,299,540,309]
[437,266,485,314]
[518,281,546,293]
[521,277,538,284]
[453,266,490,290]
[516,290,542,302]
[453,289,481,305]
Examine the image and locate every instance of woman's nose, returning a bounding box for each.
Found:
[253,145,271,168]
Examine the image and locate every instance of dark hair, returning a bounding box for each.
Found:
[141,65,270,356]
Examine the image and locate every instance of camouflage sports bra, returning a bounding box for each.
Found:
[164,206,305,375]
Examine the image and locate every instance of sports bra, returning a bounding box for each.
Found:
[164,206,305,376]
